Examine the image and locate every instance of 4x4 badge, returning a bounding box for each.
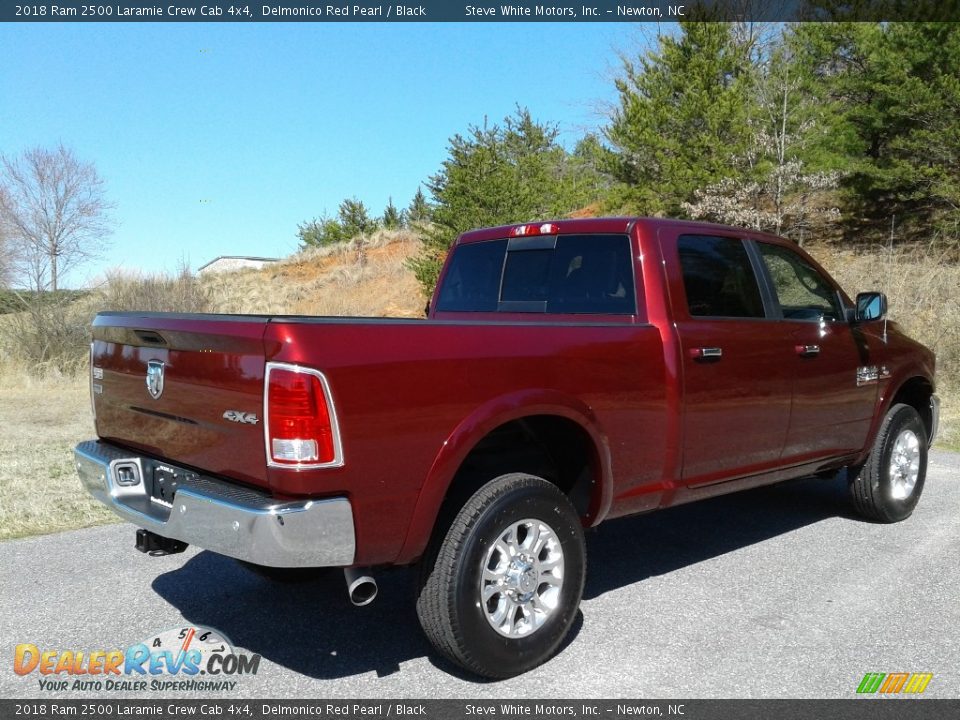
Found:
[223,410,259,425]
[146,360,165,399]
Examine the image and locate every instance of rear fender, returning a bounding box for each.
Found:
[394,389,612,565]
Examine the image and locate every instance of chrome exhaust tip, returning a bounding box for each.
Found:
[344,567,378,606]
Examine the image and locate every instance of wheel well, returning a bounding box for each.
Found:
[437,416,600,528]
[891,377,934,438]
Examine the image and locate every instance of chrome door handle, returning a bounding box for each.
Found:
[795,344,821,357]
[690,347,723,360]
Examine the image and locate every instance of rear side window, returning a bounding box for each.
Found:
[435,239,507,312]
[436,234,636,315]
[678,235,765,318]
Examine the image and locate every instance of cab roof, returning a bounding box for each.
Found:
[456,217,787,245]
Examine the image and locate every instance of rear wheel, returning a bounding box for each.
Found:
[416,473,586,678]
[850,403,928,522]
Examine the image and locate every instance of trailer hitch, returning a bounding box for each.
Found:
[135,529,188,556]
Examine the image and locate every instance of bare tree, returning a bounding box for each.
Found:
[0,186,11,288]
[0,144,113,291]
[0,246,9,289]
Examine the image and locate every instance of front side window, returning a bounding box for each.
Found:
[678,235,765,318]
[757,243,843,321]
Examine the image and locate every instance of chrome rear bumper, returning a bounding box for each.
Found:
[74,440,355,567]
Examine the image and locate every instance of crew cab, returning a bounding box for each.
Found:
[75,217,939,678]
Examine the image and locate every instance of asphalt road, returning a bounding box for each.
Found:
[2,451,958,700]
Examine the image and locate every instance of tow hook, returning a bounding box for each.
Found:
[135,529,188,556]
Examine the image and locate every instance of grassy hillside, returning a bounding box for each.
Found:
[203,230,424,317]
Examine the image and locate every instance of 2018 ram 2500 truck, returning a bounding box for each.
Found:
[75,217,939,678]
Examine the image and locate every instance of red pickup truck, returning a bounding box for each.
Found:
[76,217,939,678]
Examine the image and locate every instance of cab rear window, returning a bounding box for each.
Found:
[436,234,635,315]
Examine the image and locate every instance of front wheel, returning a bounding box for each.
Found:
[850,403,928,523]
[416,473,586,678]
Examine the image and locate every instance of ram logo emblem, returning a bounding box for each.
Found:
[222,410,259,425]
[145,360,165,399]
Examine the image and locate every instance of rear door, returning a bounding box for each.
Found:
[668,233,795,486]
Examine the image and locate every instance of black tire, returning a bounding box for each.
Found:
[850,403,928,523]
[236,560,330,583]
[416,473,586,679]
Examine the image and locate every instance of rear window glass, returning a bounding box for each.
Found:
[501,249,551,303]
[678,235,765,318]
[436,234,636,314]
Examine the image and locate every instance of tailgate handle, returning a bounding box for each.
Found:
[134,330,167,345]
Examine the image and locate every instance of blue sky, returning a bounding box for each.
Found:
[0,22,657,287]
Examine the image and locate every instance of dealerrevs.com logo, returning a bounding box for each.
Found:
[856,672,933,695]
[14,626,261,693]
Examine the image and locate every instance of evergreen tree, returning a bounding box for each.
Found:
[337,197,378,238]
[382,197,405,229]
[407,107,607,296]
[297,214,346,249]
[793,22,960,238]
[407,187,432,225]
[564,134,617,211]
[604,22,755,215]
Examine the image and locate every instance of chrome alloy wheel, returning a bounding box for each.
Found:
[480,518,565,638]
[889,428,922,500]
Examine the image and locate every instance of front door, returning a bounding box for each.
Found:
[753,241,879,462]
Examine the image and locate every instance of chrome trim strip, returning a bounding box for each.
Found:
[74,440,355,567]
[856,366,881,386]
[263,362,345,470]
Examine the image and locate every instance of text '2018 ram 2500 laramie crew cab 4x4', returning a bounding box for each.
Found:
[75,217,939,678]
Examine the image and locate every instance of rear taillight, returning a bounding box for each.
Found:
[265,363,342,468]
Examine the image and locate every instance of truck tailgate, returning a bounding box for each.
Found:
[91,313,270,489]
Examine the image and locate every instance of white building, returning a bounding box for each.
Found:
[197,256,280,275]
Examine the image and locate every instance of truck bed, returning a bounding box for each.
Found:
[91,312,668,565]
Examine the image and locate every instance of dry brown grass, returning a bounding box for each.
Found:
[0,370,117,540]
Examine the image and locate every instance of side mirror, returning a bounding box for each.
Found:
[855,291,887,322]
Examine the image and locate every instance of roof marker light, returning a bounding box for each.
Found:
[511,223,558,237]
